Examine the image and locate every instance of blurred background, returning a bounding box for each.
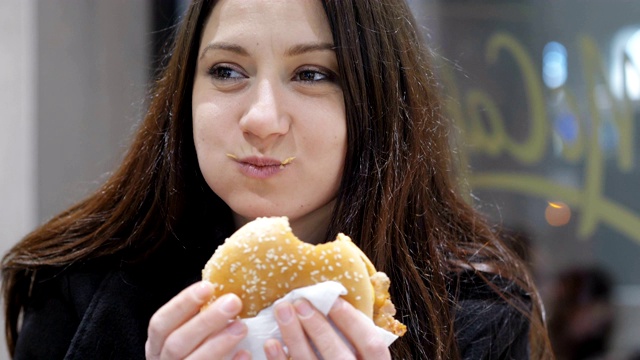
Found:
[1,0,638,359]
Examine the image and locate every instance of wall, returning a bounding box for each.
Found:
[0,1,150,358]
[0,1,37,356]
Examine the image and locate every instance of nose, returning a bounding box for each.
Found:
[239,79,290,147]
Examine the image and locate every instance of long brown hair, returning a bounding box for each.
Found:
[2,0,552,358]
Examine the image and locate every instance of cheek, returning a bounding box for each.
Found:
[192,102,227,142]
[192,112,208,153]
[192,106,223,165]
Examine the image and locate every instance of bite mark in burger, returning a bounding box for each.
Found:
[201,216,406,337]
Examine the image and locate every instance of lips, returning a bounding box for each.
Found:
[227,154,294,179]
[238,156,283,167]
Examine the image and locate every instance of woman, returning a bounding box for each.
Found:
[2,0,553,359]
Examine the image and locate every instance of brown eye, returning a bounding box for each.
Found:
[296,69,329,82]
[208,64,245,80]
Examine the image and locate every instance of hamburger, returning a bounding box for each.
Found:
[202,216,407,336]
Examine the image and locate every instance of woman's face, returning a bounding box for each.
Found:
[192,0,346,242]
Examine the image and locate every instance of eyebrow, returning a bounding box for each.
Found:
[284,42,336,57]
[199,42,249,59]
[199,41,335,60]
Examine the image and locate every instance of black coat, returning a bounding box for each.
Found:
[14,243,530,360]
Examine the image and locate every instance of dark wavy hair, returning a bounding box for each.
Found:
[2,0,553,358]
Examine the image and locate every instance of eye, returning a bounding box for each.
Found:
[294,67,336,83]
[208,64,245,80]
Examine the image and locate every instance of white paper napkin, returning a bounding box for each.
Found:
[223,281,399,360]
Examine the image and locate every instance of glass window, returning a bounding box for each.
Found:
[410,1,640,358]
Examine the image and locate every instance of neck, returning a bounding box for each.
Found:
[289,201,334,244]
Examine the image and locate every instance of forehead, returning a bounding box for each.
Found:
[201,0,333,47]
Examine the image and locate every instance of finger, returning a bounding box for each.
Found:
[232,350,252,360]
[293,299,354,359]
[263,338,288,360]
[184,320,249,360]
[146,281,214,358]
[329,298,390,359]
[161,293,244,359]
[273,301,317,359]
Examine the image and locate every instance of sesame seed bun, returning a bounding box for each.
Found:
[202,216,406,336]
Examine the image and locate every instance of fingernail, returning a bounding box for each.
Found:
[294,299,313,318]
[226,320,246,336]
[234,350,251,360]
[194,281,213,299]
[275,302,294,324]
[265,340,281,358]
[220,294,242,315]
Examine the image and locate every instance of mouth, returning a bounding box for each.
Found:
[226,153,295,179]
[226,153,295,168]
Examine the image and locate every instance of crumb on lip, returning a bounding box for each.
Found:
[226,153,238,160]
[281,157,295,166]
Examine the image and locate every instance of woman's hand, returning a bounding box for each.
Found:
[264,298,391,360]
[145,281,251,360]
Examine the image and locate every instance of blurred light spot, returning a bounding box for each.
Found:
[554,112,579,144]
[548,202,563,209]
[543,42,568,89]
[624,30,640,99]
[599,120,619,152]
[611,27,640,100]
[545,201,571,227]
